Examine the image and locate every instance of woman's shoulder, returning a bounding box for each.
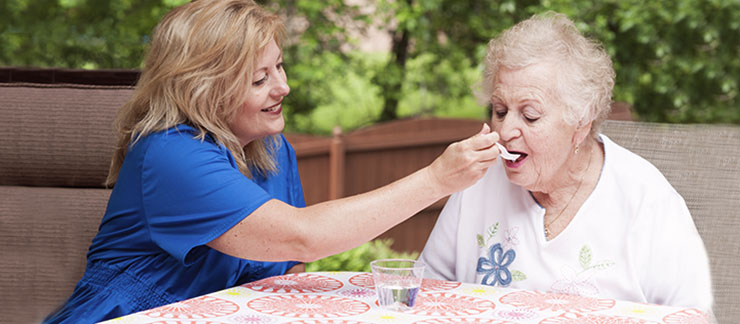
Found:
[133,125,231,169]
[132,124,209,148]
[600,134,681,199]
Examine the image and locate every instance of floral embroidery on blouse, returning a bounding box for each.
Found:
[477,243,515,286]
[501,227,520,251]
[476,223,527,286]
[550,245,615,296]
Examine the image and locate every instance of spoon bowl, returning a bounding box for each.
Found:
[496,142,521,161]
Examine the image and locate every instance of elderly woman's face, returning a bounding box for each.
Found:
[229,39,290,147]
[490,63,582,192]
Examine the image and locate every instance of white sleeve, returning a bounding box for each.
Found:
[418,191,463,281]
[632,189,713,311]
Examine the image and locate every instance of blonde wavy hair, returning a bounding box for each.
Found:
[478,12,615,137]
[107,0,283,186]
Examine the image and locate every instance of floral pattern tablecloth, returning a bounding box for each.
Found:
[101,271,711,324]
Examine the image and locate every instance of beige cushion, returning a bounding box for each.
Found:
[0,83,131,187]
[0,186,111,322]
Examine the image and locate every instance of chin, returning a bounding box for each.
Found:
[269,119,285,134]
[504,171,529,188]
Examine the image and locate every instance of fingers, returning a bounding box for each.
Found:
[447,124,500,168]
[472,150,499,170]
[468,125,499,149]
[472,128,501,166]
[430,124,504,194]
[478,123,491,135]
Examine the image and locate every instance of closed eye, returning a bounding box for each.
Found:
[522,105,541,122]
[491,103,507,120]
[253,75,267,86]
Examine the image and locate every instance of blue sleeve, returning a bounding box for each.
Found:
[243,135,305,275]
[285,136,307,209]
[141,132,271,266]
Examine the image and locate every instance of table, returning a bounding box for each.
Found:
[101,271,711,323]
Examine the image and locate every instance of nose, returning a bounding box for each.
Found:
[495,114,521,143]
[270,73,290,98]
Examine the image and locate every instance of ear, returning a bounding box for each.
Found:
[572,119,593,148]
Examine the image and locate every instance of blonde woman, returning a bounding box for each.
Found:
[419,12,713,312]
[44,1,501,322]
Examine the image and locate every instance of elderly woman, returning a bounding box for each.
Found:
[419,12,713,311]
[44,1,501,322]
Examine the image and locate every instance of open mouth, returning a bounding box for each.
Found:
[508,151,528,163]
[261,102,282,112]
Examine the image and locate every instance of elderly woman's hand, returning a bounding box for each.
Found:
[427,123,500,196]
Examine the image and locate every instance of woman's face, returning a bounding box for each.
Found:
[229,39,290,147]
[490,63,585,193]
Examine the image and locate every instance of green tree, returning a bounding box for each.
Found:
[597,0,740,123]
[0,0,189,69]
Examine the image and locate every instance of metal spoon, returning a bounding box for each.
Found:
[496,142,521,161]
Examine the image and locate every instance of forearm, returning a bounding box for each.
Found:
[296,166,446,259]
[209,166,445,263]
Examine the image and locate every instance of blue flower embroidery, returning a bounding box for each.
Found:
[477,243,516,286]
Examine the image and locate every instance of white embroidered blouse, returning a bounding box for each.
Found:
[419,135,713,311]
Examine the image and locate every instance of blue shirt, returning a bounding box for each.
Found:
[45,125,304,323]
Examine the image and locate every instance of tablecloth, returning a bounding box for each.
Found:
[101,271,711,323]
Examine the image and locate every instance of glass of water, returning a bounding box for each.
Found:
[370,259,425,312]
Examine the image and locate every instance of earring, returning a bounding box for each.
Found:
[575,145,580,154]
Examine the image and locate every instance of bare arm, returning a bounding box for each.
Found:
[286,263,305,274]
[208,124,500,262]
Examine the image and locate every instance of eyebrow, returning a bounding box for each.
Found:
[254,52,283,73]
[493,87,545,103]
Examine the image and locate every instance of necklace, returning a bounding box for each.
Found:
[544,146,593,239]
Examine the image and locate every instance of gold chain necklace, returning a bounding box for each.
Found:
[544,146,593,239]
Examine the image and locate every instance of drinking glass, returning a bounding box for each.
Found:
[370,259,425,312]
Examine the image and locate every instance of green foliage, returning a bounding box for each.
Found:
[600,0,740,124]
[306,239,418,273]
[287,50,487,135]
[283,51,385,135]
[0,0,184,69]
[397,52,487,120]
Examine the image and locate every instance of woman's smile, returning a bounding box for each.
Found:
[261,101,283,113]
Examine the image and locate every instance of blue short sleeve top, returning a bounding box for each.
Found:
[44,125,305,323]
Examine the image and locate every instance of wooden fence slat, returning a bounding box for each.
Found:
[328,126,345,200]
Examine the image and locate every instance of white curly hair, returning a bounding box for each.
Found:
[478,12,616,136]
